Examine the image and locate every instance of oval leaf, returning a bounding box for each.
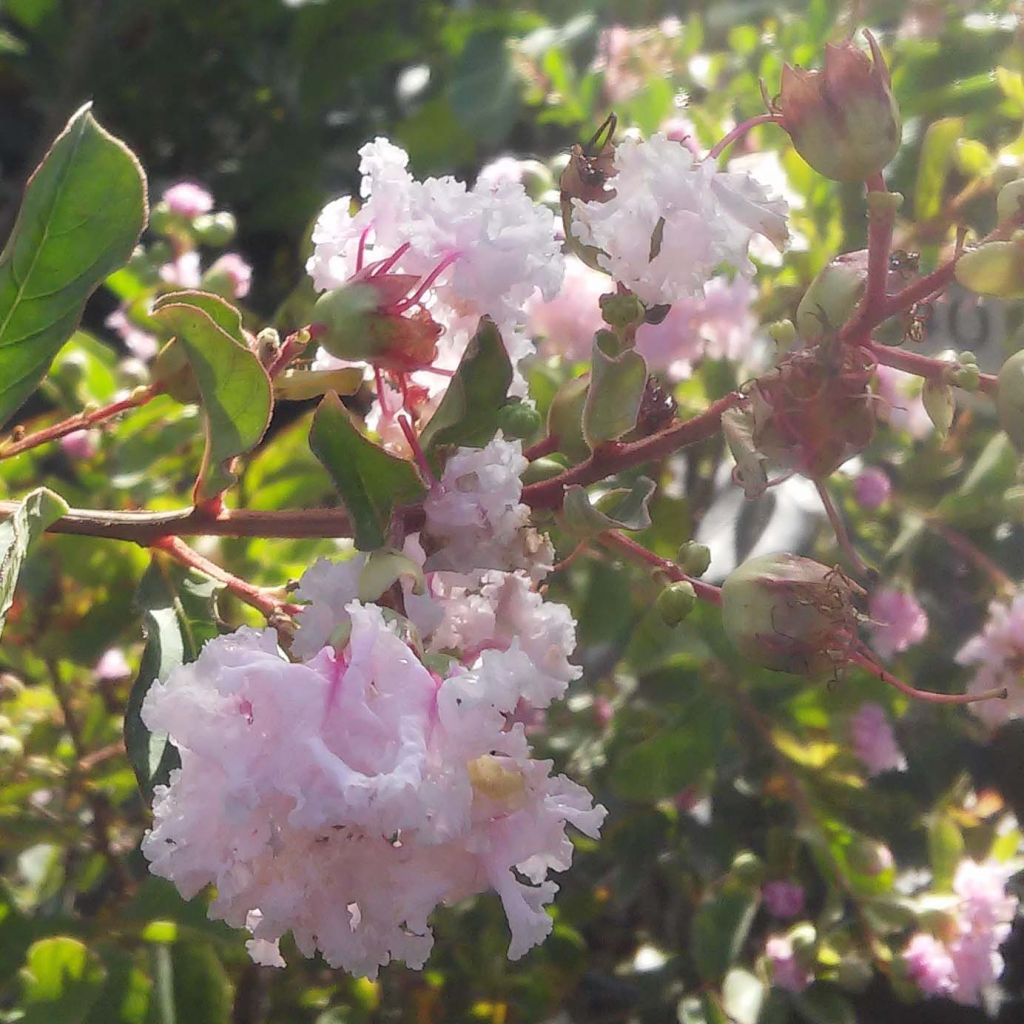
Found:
[583,336,647,449]
[0,105,147,426]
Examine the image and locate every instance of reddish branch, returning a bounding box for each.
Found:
[599,529,723,606]
[869,342,998,396]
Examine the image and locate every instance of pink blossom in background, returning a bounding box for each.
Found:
[162,180,214,219]
[762,880,805,919]
[207,252,252,298]
[527,256,608,362]
[905,933,956,996]
[659,115,701,155]
[95,647,131,681]
[60,429,99,460]
[956,594,1024,726]
[853,466,892,509]
[159,250,202,289]
[765,935,811,993]
[850,702,907,776]
[868,587,928,660]
[106,307,159,360]
[876,364,933,439]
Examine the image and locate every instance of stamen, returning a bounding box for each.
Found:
[398,413,437,486]
[850,648,1008,705]
[392,252,460,313]
[355,226,372,273]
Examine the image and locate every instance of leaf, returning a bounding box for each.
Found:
[153,289,247,346]
[691,880,759,982]
[169,942,233,1024]
[19,937,106,1024]
[151,297,272,501]
[449,31,523,146]
[420,317,512,453]
[124,560,222,800]
[922,378,955,438]
[582,336,647,449]
[560,477,656,539]
[928,815,964,891]
[914,117,964,222]
[0,487,67,638]
[309,391,426,550]
[793,984,856,1024]
[0,105,147,427]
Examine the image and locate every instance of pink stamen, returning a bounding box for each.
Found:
[324,649,349,719]
[415,365,456,379]
[398,413,437,485]
[356,227,372,272]
[392,252,460,313]
[368,242,411,279]
[373,367,393,417]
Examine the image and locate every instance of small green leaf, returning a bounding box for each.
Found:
[310,392,426,550]
[420,317,513,453]
[928,815,965,891]
[153,289,247,346]
[915,117,963,222]
[124,560,222,800]
[561,477,656,539]
[19,937,106,1024]
[449,31,523,146]
[151,297,272,501]
[922,378,955,438]
[0,105,147,426]
[0,487,67,638]
[169,941,233,1024]
[722,406,768,499]
[996,67,1024,115]
[692,879,759,982]
[583,336,647,449]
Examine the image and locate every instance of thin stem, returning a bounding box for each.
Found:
[0,385,162,460]
[708,113,780,160]
[523,434,559,461]
[844,174,896,345]
[815,480,873,579]
[869,342,998,396]
[398,413,436,486]
[849,647,1007,705]
[599,529,723,606]
[151,536,301,620]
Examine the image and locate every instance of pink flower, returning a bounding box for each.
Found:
[527,256,608,362]
[95,647,131,681]
[59,429,99,460]
[853,466,891,509]
[206,252,252,299]
[957,594,1024,725]
[105,308,158,360]
[159,251,202,289]
[765,935,811,992]
[868,587,928,660]
[875,365,932,439]
[850,702,907,776]
[162,181,214,219]
[660,116,701,155]
[762,880,805,919]
[904,933,956,996]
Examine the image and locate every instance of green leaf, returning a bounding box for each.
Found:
[914,117,964,222]
[309,391,426,550]
[169,942,233,1024]
[0,487,67,638]
[0,104,147,427]
[449,31,523,146]
[124,560,222,800]
[151,296,272,501]
[583,336,647,449]
[928,815,965,891]
[420,317,512,453]
[793,984,856,1024]
[561,477,656,539]
[19,937,106,1024]
[691,880,759,983]
[153,289,247,346]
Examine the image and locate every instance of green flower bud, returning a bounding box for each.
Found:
[721,553,863,677]
[149,201,175,237]
[997,348,1024,450]
[955,236,1024,299]
[950,363,980,392]
[497,401,543,441]
[768,319,798,351]
[677,541,712,578]
[730,851,765,886]
[521,454,570,485]
[193,211,237,246]
[796,250,868,343]
[657,581,697,627]
[776,31,901,183]
[546,374,591,463]
[996,178,1024,226]
[599,292,646,330]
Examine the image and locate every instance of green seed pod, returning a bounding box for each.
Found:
[521,455,570,485]
[656,581,697,627]
[193,211,238,246]
[599,292,646,331]
[497,401,543,441]
[677,541,712,578]
[721,552,863,677]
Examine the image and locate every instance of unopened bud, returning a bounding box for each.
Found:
[950,362,980,391]
[521,454,570,485]
[955,236,1024,299]
[731,851,765,886]
[677,541,711,577]
[721,553,863,677]
[657,581,696,627]
[996,178,1024,226]
[193,211,238,246]
[776,30,901,183]
[496,401,543,441]
[599,292,645,331]
[768,319,798,351]
[149,201,175,237]
[151,340,200,404]
[255,328,280,368]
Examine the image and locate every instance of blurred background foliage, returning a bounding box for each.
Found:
[3,1,1024,1023]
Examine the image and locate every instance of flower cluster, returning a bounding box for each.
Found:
[141,437,602,977]
[903,858,1019,1005]
[849,701,907,777]
[957,595,1024,726]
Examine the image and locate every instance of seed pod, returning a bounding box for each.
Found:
[657,581,697,627]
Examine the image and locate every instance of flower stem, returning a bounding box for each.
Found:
[849,647,1007,705]
[868,342,998,396]
[708,113,781,160]
[0,385,162,461]
[599,529,722,606]
[815,480,874,580]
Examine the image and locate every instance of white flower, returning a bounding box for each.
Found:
[290,554,367,660]
[569,134,788,306]
[423,436,553,577]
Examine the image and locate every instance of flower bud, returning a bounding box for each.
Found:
[776,30,901,182]
[521,454,570,485]
[496,401,543,441]
[996,178,1024,226]
[193,211,238,246]
[721,553,864,677]
[768,319,798,352]
[657,581,697,627]
[997,347,1024,451]
[546,374,591,463]
[313,281,442,372]
[677,541,711,578]
[599,292,646,330]
[955,235,1024,299]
